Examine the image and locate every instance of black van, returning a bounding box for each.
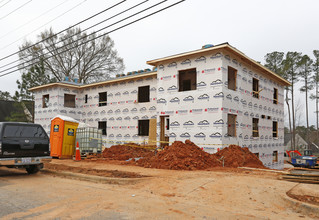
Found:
[0,122,51,174]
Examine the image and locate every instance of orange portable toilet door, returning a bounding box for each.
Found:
[50,120,64,157]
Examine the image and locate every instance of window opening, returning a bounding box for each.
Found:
[273,121,278,138]
[138,120,150,136]
[85,94,88,103]
[267,116,271,120]
[273,151,278,162]
[252,118,259,137]
[99,92,107,107]
[42,94,49,108]
[138,85,150,103]
[252,78,259,99]
[228,66,237,91]
[261,115,265,119]
[227,114,237,137]
[166,118,170,130]
[273,88,278,104]
[178,68,197,92]
[98,121,107,135]
[64,94,75,108]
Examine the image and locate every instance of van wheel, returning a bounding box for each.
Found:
[26,165,40,174]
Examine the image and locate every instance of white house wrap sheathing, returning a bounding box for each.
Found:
[154,49,285,169]
[33,74,158,147]
[31,44,288,169]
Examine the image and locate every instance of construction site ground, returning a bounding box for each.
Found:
[25,158,318,219]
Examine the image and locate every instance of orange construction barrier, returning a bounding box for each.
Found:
[75,142,81,161]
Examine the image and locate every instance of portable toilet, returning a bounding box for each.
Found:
[50,115,79,158]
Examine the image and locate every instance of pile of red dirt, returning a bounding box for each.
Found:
[102,144,154,161]
[100,141,266,170]
[136,140,222,170]
[214,145,266,169]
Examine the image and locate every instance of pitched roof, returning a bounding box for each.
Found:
[147,43,290,86]
[284,133,292,145]
[29,71,157,91]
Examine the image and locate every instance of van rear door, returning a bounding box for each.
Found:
[1,124,50,158]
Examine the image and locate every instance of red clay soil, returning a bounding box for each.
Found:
[98,140,266,170]
[136,140,222,170]
[214,145,266,169]
[102,144,154,161]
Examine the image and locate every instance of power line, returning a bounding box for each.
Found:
[0,0,127,62]
[0,0,72,41]
[0,0,33,21]
[0,0,166,72]
[0,0,12,9]
[0,0,185,78]
[0,0,88,50]
[0,0,148,69]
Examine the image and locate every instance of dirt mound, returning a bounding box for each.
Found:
[136,140,222,170]
[215,145,265,168]
[102,144,154,161]
[100,141,265,170]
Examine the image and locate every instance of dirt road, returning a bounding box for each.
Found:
[0,160,317,219]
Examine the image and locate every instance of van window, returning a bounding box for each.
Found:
[3,125,46,138]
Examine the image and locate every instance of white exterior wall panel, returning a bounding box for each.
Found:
[220,52,285,169]
[156,52,224,154]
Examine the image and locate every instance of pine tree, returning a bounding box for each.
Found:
[298,55,313,145]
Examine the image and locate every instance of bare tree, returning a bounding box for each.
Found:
[18,27,124,83]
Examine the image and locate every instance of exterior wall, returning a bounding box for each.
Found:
[78,75,157,147]
[156,51,224,154]
[155,50,285,169]
[220,52,285,169]
[34,85,81,135]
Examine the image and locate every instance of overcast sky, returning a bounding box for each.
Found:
[0,0,318,126]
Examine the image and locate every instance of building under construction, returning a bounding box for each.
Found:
[29,43,290,169]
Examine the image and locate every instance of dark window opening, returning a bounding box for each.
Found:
[273,151,278,162]
[252,78,259,99]
[64,94,76,108]
[42,94,49,108]
[138,86,150,103]
[273,88,278,104]
[85,94,88,104]
[267,116,271,120]
[227,114,237,137]
[261,115,265,119]
[252,118,259,137]
[166,118,170,130]
[228,66,237,91]
[179,68,197,92]
[273,121,278,138]
[138,120,149,136]
[99,92,107,107]
[98,121,107,135]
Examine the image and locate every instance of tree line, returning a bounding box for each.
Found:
[264,50,319,149]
